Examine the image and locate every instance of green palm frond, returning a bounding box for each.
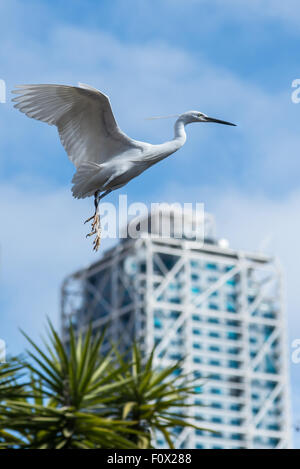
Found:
[0,358,28,447]
[0,323,143,449]
[0,323,207,449]
[0,359,25,401]
[111,343,205,448]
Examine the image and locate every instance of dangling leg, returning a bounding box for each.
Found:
[84,191,101,225]
[84,190,111,252]
[85,191,101,251]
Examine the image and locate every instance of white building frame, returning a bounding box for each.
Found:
[61,228,292,449]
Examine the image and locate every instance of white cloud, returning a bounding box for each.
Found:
[222,0,300,25]
[167,0,300,28]
[0,181,116,354]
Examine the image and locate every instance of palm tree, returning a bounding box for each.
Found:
[0,358,26,447]
[111,344,204,448]
[0,324,142,449]
[0,322,204,449]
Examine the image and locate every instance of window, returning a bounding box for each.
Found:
[154,318,162,329]
[226,279,236,286]
[212,417,222,423]
[211,387,222,394]
[231,419,242,426]
[228,347,239,355]
[227,303,236,313]
[210,360,221,367]
[230,403,242,411]
[209,345,220,352]
[227,331,239,340]
[192,314,201,322]
[228,360,240,369]
[212,402,222,409]
[208,318,219,324]
[206,263,217,270]
[169,353,182,360]
[231,434,244,441]
[170,311,180,319]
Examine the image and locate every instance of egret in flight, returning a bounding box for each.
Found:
[12,83,236,251]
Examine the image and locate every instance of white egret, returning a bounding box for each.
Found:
[12,83,236,251]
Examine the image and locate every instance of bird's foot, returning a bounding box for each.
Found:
[85,212,101,251]
[84,213,95,224]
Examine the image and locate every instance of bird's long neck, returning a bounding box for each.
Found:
[157,118,186,158]
[173,118,187,149]
[144,117,187,164]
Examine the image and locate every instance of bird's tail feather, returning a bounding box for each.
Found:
[72,162,103,199]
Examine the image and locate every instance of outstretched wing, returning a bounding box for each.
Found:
[12,83,140,167]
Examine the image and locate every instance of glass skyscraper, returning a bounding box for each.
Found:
[61,209,292,449]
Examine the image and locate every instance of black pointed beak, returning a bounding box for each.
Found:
[205,116,236,126]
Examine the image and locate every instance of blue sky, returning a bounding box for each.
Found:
[0,0,300,446]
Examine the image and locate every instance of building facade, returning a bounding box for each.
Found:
[61,210,292,449]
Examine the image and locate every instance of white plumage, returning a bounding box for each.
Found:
[12,82,235,250]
